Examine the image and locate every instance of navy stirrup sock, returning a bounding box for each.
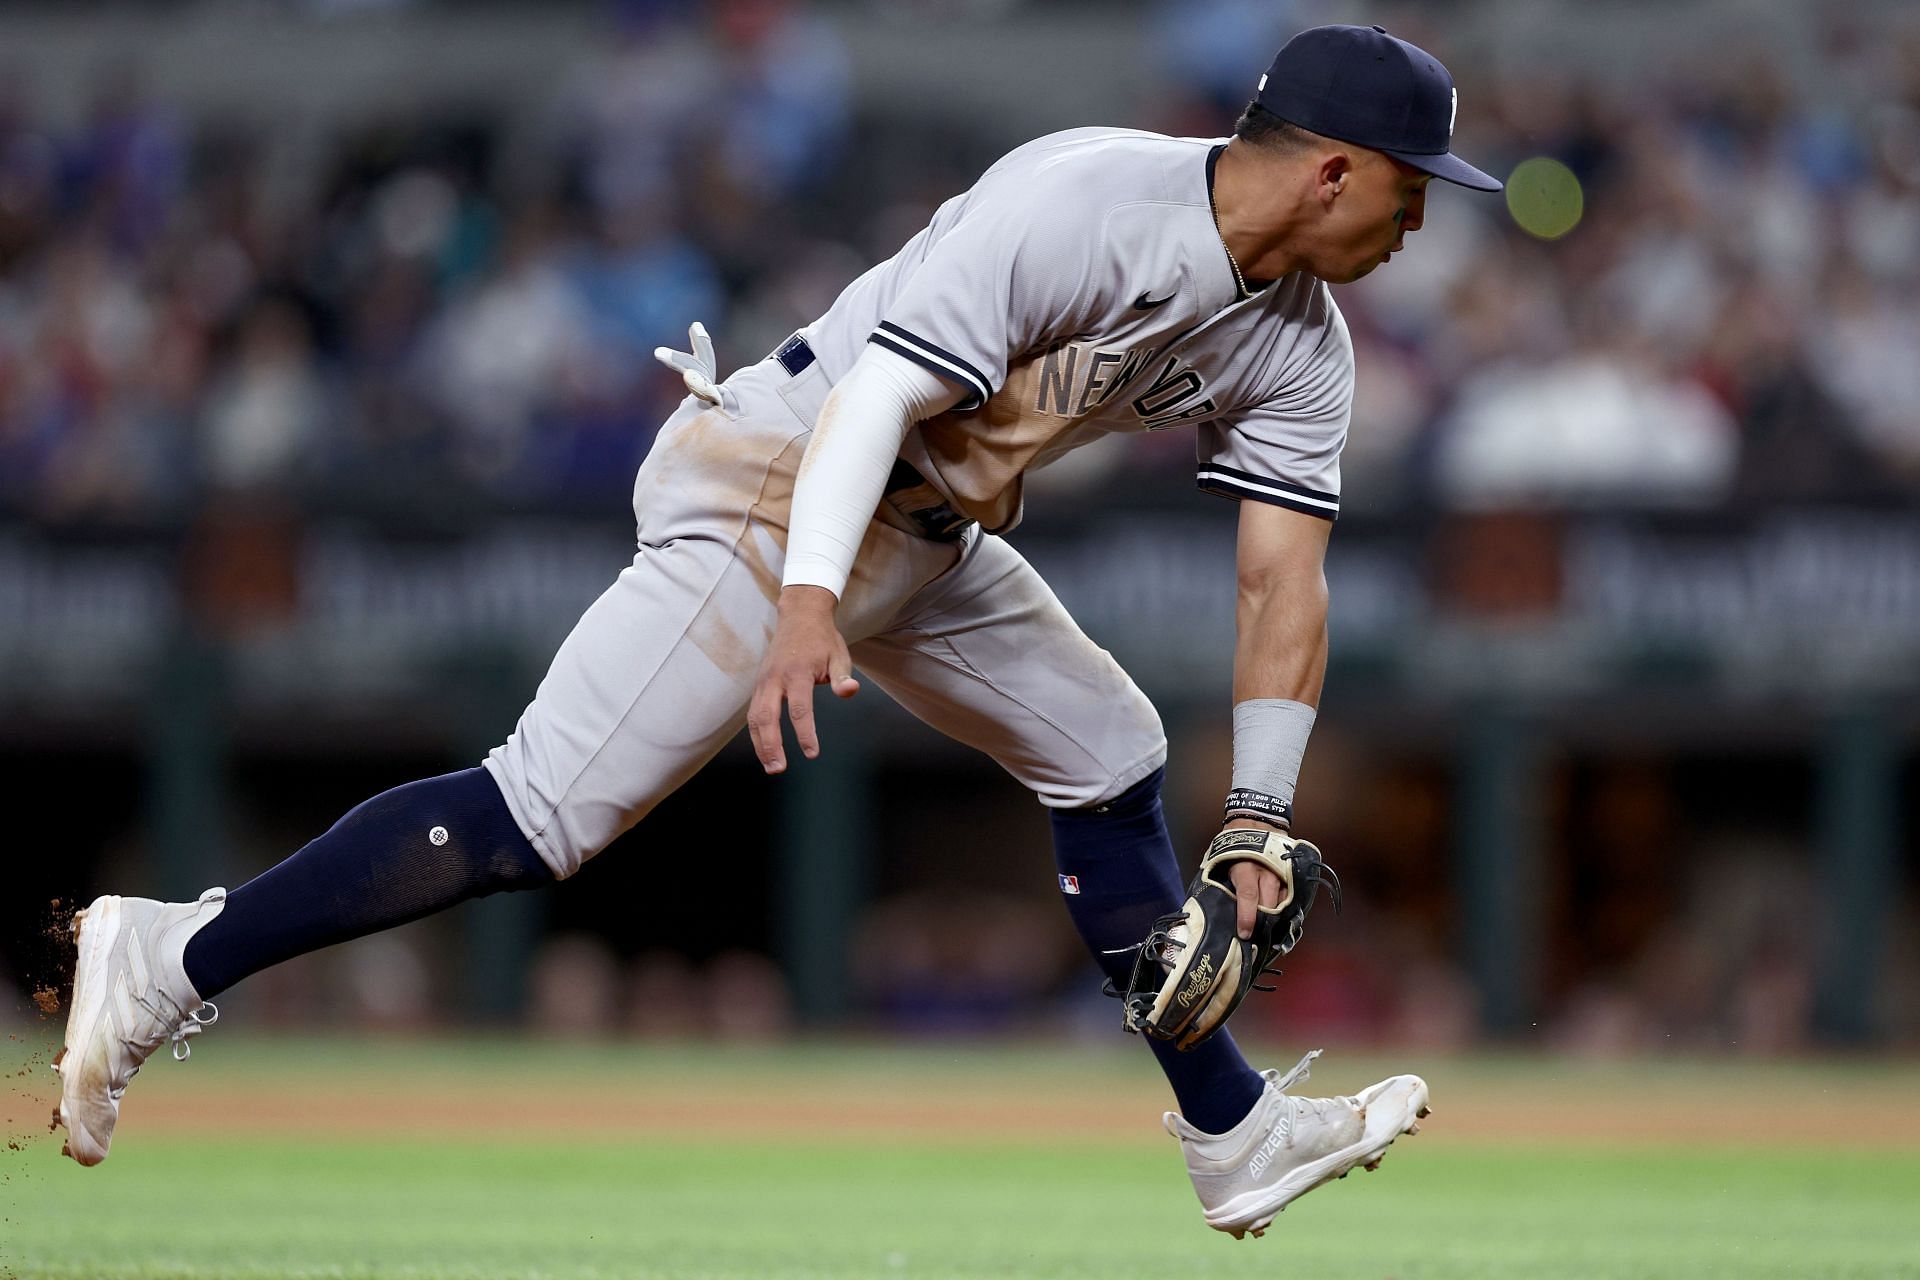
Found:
[1050,768,1266,1134]
[182,767,552,1000]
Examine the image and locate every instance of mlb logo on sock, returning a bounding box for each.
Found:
[1058,874,1081,895]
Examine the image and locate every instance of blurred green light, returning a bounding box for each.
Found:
[1505,156,1584,240]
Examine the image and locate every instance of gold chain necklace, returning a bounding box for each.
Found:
[1208,186,1256,301]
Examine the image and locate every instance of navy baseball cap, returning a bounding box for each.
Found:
[1256,24,1502,191]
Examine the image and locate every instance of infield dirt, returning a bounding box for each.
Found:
[5,1036,1914,1150]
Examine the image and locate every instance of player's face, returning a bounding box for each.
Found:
[1320,153,1429,283]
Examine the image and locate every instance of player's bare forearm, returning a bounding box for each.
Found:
[1222,502,1331,917]
[1230,499,1331,707]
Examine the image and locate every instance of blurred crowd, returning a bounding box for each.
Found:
[1337,15,1920,515]
[3,1,1918,525]
[0,0,858,520]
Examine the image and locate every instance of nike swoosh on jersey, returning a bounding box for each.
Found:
[1133,290,1176,310]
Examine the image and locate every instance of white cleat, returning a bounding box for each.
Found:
[52,889,227,1166]
[1164,1049,1430,1239]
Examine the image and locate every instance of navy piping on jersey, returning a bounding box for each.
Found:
[1196,460,1339,520]
[869,322,993,411]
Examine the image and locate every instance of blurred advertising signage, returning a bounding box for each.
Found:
[5,512,1920,705]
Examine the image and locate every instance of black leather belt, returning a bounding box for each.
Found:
[774,334,973,543]
[881,460,972,541]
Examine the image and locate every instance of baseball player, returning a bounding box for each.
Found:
[54,25,1498,1238]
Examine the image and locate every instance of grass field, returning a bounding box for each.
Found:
[3,1035,1917,1279]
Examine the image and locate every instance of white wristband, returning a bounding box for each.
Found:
[1229,698,1317,825]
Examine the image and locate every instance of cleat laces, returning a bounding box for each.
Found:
[129,985,220,1066]
[1270,1047,1320,1093]
[167,1002,219,1061]
[1257,1049,1360,1150]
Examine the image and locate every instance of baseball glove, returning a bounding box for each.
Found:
[1114,827,1340,1050]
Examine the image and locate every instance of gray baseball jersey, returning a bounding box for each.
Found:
[799,127,1353,532]
[487,128,1351,877]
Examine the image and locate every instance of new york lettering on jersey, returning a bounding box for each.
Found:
[912,261,1350,532]
[1031,344,1215,431]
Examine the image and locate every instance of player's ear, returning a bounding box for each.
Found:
[1317,152,1352,207]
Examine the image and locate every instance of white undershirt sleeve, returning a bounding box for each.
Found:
[781,342,966,599]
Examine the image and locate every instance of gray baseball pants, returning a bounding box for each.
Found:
[484,352,1167,879]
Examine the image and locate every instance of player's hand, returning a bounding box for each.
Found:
[653,321,738,414]
[750,585,860,773]
[1224,821,1284,939]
